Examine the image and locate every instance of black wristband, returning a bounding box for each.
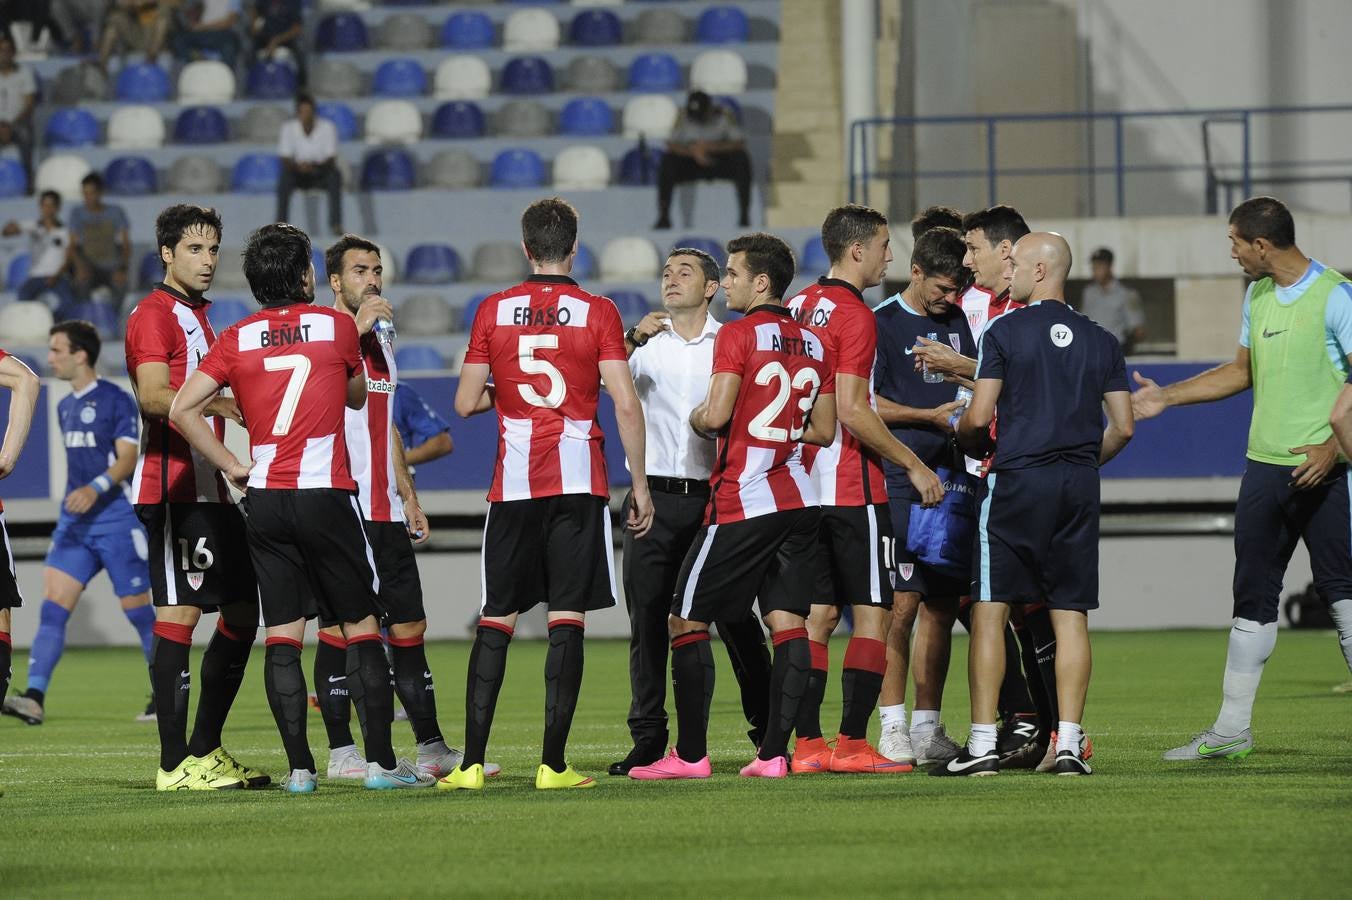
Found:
[626,326,647,347]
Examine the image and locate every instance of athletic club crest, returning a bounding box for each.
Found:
[899,563,914,581]
[948,334,962,351]
[187,572,204,591]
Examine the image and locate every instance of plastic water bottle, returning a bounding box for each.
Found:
[922,331,944,383]
[374,317,396,348]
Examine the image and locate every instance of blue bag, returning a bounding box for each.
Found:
[905,466,979,579]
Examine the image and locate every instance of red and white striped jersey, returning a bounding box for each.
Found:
[705,305,834,525]
[960,284,1025,345]
[197,304,362,491]
[345,331,403,523]
[124,284,229,505]
[464,275,626,502]
[785,277,887,507]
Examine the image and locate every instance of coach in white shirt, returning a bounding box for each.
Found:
[275,91,342,234]
[609,245,773,776]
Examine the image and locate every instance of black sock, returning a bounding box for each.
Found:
[671,632,714,763]
[150,622,193,770]
[719,616,772,745]
[186,620,254,758]
[838,637,886,740]
[761,630,810,760]
[796,640,828,740]
[314,634,355,750]
[542,620,585,773]
[390,637,442,746]
[22,687,44,706]
[0,631,11,705]
[345,643,369,744]
[264,640,315,772]
[464,624,512,768]
[1020,606,1060,734]
[997,622,1037,719]
[352,636,396,770]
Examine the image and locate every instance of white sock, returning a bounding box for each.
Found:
[1327,598,1352,673]
[1056,721,1082,754]
[879,703,907,730]
[968,723,997,756]
[1213,618,1278,735]
[911,709,939,733]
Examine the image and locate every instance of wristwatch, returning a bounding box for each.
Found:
[626,326,647,347]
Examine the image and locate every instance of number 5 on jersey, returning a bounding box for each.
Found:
[519,334,566,408]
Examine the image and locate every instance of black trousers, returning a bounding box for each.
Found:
[275,159,342,232]
[657,150,752,223]
[621,486,772,749]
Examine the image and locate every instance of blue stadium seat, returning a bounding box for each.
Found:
[173,106,229,144]
[394,344,445,371]
[715,94,743,123]
[501,56,555,94]
[489,148,545,188]
[696,6,750,44]
[59,302,122,338]
[207,298,252,333]
[230,154,282,194]
[316,13,368,52]
[114,62,171,101]
[7,253,30,290]
[317,101,358,141]
[671,236,725,267]
[246,60,298,99]
[361,149,418,190]
[628,53,682,92]
[569,10,622,47]
[461,293,490,330]
[558,97,613,136]
[431,101,485,139]
[44,108,100,147]
[372,59,428,97]
[618,145,663,186]
[104,156,158,196]
[572,243,596,280]
[405,244,462,284]
[138,250,161,287]
[0,158,27,198]
[442,11,495,49]
[801,236,830,275]
[311,247,326,282]
[608,291,650,322]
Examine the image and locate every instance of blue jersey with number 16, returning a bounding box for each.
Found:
[57,379,141,535]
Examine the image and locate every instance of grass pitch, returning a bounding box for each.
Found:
[2,630,1351,898]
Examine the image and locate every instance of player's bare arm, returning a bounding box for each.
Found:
[1130,346,1252,421]
[346,369,366,410]
[391,428,429,544]
[453,362,495,417]
[1330,383,1352,459]
[64,438,137,515]
[689,371,740,438]
[875,394,965,432]
[0,353,39,478]
[601,358,654,538]
[404,431,453,465]
[912,337,977,380]
[168,370,251,490]
[802,392,838,447]
[624,310,671,357]
[837,371,944,507]
[354,295,394,335]
[957,376,1001,459]
[134,361,242,425]
[1099,390,1135,464]
[1291,351,1352,489]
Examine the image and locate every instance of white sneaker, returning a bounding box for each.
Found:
[415,739,502,779]
[911,723,962,766]
[285,769,317,794]
[327,744,367,780]
[878,722,917,764]
[1162,728,1253,761]
[364,758,435,790]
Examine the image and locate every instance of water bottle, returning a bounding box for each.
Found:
[374,317,396,348]
[922,331,944,383]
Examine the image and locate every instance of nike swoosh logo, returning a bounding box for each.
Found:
[422,671,433,679]
[1198,739,1246,755]
[186,327,199,336]
[1034,642,1056,655]
[799,760,823,769]
[904,346,915,355]
[389,773,419,784]
[327,675,346,683]
[1261,328,1287,338]
[945,754,994,773]
[179,671,191,679]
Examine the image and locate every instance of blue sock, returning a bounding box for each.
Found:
[26,600,72,696]
[124,604,156,663]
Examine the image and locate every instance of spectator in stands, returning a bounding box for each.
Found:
[167,0,242,70]
[394,383,453,470]
[69,173,132,306]
[98,0,171,68]
[247,0,303,84]
[654,91,752,230]
[1079,247,1146,351]
[52,0,110,56]
[0,35,34,184]
[2,190,75,310]
[276,91,342,234]
[0,2,55,48]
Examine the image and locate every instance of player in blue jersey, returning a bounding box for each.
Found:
[1,321,155,726]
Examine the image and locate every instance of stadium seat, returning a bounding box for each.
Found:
[114,62,171,101]
[239,104,289,143]
[316,13,368,52]
[431,101,485,139]
[622,94,679,140]
[6,253,30,290]
[44,109,100,148]
[137,250,162,288]
[801,236,830,275]
[670,236,726,266]
[212,251,249,290]
[608,290,650,322]
[553,145,610,190]
[628,53,682,92]
[696,6,750,44]
[600,237,660,281]
[230,154,282,194]
[565,56,619,93]
[400,293,455,336]
[572,242,596,280]
[106,105,165,149]
[317,101,359,141]
[311,247,326,282]
[173,106,230,144]
[246,60,298,99]
[378,12,435,50]
[50,62,109,105]
[35,155,93,203]
[60,301,121,339]
[310,59,365,99]
[207,298,252,333]
[167,155,224,193]
[365,99,423,144]
[495,100,551,138]
[394,344,445,372]
[373,59,428,97]
[472,242,529,282]
[104,157,158,196]
[375,242,399,283]
[405,244,462,284]
[177,60,236,103]
[361,149,417,190]
[461,292,490,330]
[489,148,546,188]
[691,49,748,94]
[618,145,663,186]
[501,56,555,94]
[559,97,613,136]
[0,301,53,344]
[426,149,481,189]
[568,9,622,46]
[634,8,686,44]
[504,8,561,51]
[715,94,743,123]
[0,158,27,197]
[433,55,492,100]
[441,11,495,49]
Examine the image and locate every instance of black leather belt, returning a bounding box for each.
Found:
[649,476,709,495]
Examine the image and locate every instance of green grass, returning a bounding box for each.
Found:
[3,631,1351,898]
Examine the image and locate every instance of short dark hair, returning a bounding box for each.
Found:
[821,204,888,265]
[50,320,101,366]
[521,197,578,264]
[910,205,963,239]
[1090,247,1114,265]
[667,247,720,285]
[155,204,222,264]
[961,204,1029,248]
[325,233,381,281]
[39,189,60,207]
[81,172,104,191]
[726,232,796,300]
[296,91,315,109]
[911,226,967,284]
[243,222,313,308]
[1229,196,1295,248]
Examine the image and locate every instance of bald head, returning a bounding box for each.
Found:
[1007,232,1072,303]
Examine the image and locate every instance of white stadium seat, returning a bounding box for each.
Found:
[503,8,561,52]
[177,59,237,104]
[377,242,398,284]
[364,99,423,145]
[690,49,748,94]
[106,105,166,149]
[553,144,610,190]
[433,55,492,101]
[621,94,678,140]
[35,154,93,203]
[0,302,54,343]
[600,236,660,281]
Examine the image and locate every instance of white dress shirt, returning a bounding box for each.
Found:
[278,118,338,164]
[628,313,721,480]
